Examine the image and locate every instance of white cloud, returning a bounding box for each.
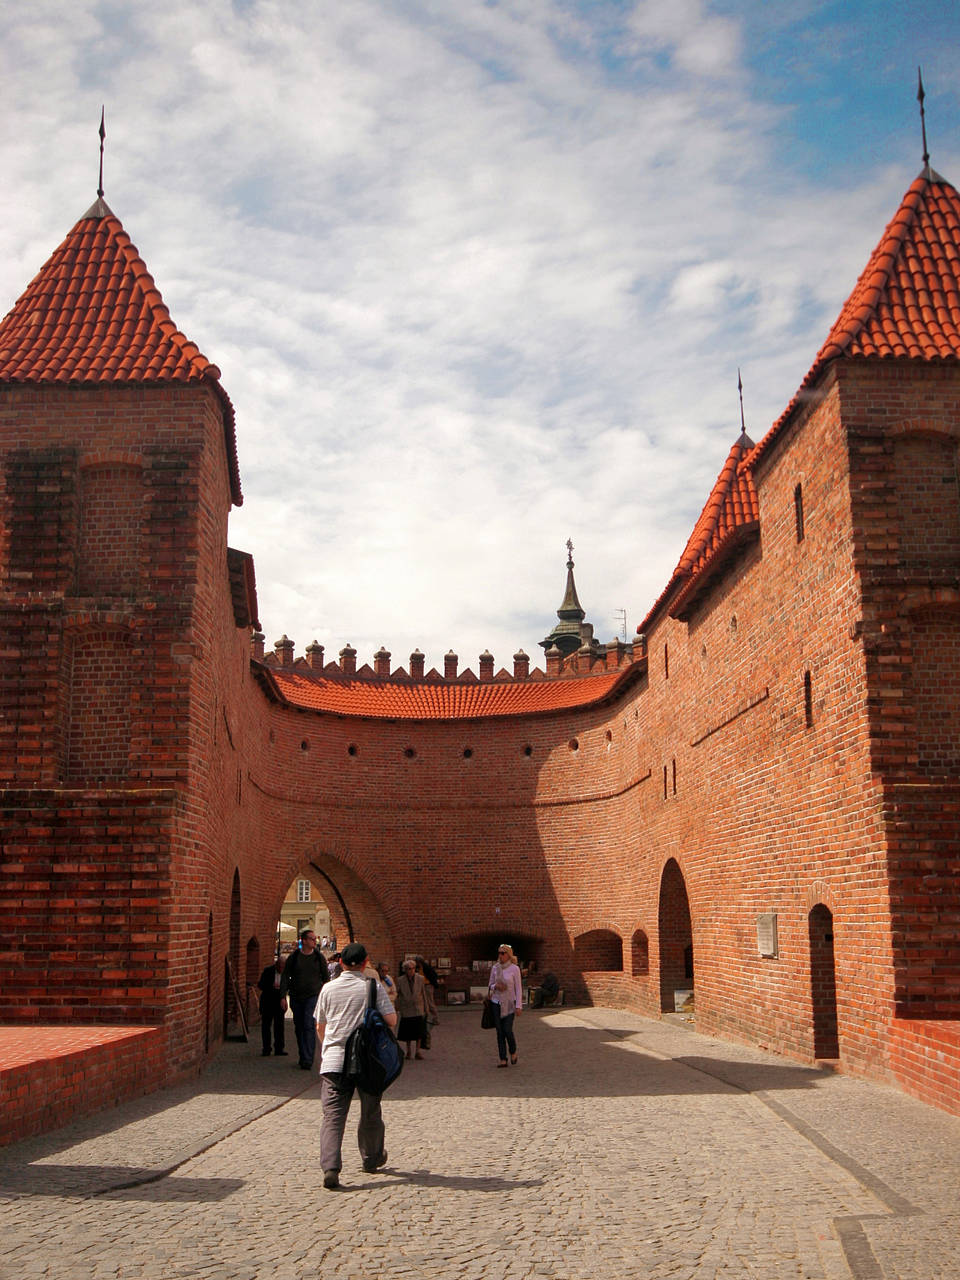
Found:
[0,0,950,670]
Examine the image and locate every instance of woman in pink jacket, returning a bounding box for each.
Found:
[488,943,523,1067]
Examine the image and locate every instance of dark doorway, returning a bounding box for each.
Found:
[658,858,693,1012]
[453,932,544,972]
[808,903,839,1058]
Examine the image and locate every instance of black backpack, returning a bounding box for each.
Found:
[344,978,404,1094]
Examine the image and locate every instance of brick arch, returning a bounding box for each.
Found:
[270,844,397,968]
[573,924,624,972]
[886,420,960,441]
[629,925,650,976]
[805,879,836,913]
[658,857,693,1012]
[902,588,960,613]
[78,450,145,470]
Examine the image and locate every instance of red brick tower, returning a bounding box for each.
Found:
[0,196,256,1067]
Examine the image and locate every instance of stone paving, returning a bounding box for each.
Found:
[0,1005,958,1279]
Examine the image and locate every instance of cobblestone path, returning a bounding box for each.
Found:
[1,1006,958,1279]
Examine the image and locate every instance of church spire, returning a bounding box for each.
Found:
[540,540,596,660]
[557,539,585,622]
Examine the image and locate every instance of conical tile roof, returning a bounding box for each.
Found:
[642,168,960,633]
[752,168,960,465]
[0,198,242,504]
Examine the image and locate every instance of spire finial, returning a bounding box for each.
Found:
[738,367,746,435]
[566,537,574,566]
[97,106,106,199]
[917,67,930,172]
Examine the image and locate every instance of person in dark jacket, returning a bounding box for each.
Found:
[279,929,330,1069]
[257,954,288,1056]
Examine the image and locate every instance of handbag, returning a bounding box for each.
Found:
[481,996,496,1029]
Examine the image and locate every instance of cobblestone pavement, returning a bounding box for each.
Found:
[1,1006,958,1280]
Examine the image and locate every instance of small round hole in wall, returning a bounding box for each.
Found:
[730,615,738,632]
[605,729,613,742]
[300,740,309,751]
[347,744,358,757]
[463,748,473,758]
[523,744,533,757]
[569,738,579,752]
[404,747,416,759]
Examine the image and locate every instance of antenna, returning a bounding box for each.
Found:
[738,367,746,436]
[97,106,106,199]
[917,67,930,171]
[614,608,627,644]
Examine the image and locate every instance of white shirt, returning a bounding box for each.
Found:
[316,969,395,1074]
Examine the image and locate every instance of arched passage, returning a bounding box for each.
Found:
[658,858,693,1012]
[809,903,839,1059]
[274,849,397,971]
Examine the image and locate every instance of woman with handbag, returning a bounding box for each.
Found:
[395,958,427,1060]
[488,943,523,1067]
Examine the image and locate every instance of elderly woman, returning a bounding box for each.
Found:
[488,943,523,1067]
[395,958,428,1060]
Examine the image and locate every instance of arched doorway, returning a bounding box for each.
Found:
[658,858,693,1013]
[808,903,839,1059]
[275,851,396,973]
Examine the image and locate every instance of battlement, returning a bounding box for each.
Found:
[253,632,647,683]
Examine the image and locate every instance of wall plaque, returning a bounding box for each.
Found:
[757,913,778,958]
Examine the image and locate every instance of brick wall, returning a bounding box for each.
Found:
[0,1026,166,1146]
[3,352,960,1121]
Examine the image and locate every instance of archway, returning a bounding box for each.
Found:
[658,858,693,1012]
[631,929,649,976]
[274,850,396,973]
[574,929,623,971]
[808,904,839,1059]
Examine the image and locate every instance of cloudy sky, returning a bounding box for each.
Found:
[2,1,959,674]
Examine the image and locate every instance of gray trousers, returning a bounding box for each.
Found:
[319,1072,385,1172]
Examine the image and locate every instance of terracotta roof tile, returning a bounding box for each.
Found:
[0,199,242,505]
[642,169,960,634]
[639,432,759,632]
[259,662,644,720]
[750,169,960,466]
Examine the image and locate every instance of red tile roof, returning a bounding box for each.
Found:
[642,169,960,633]
[258,661,644,720]
[639,432,759,631]
[0,198,242,504]
[752,169,960,465]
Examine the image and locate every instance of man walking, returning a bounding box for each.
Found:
[279,929,330,1069]
[315,941,398,1189]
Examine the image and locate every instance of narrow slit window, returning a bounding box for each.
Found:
[664,643,669,679]
[804,670,813,728]
[794,483,805,542]
[672,758,677,794]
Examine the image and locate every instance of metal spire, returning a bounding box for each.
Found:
[97,107,106,199]
[736,368,754,450]
[917,67,930,173]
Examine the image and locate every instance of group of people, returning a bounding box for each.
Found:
[258,933,524,1189]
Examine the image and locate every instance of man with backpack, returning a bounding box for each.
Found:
[279,929,330,1070]
[314,941,399,1190]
